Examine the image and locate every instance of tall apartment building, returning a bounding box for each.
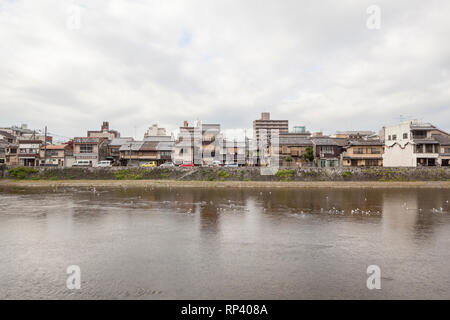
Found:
[253,112,289,145]
[252,112,288,165]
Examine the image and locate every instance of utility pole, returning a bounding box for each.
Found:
[43,126,47,167]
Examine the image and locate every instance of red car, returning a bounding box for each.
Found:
[179,163,194,167]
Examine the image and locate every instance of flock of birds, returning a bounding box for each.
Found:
[76,187,450,217]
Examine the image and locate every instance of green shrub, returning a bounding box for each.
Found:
[8,166,39,179]
[342,171,353,178]
[217,170,230,180]
[114,169,143,180]
[275,169,294,180]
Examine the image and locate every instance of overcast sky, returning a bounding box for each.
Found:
[0,0,449,140]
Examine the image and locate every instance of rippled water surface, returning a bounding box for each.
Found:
[1,185,450,299]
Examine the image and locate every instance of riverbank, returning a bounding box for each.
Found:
[1,166,450,182]
[1,179,450,189]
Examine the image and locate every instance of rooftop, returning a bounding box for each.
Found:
[311,138,338,146]
[347,140,383,146]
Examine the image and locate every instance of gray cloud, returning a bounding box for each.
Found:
[0,0,449,140]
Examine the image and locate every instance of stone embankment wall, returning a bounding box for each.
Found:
[1,166,450,181]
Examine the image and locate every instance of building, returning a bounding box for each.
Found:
[73,137,108,167]
[144,125,175,165]
[341,140,384,167]
[144,124,167,138]
[200,123,222,165]
[277,135,313,167]
[4,144,18,166]
[383,121,443,167]
[432,134,450,166]
[312,138,341,167]
[18,140,42,166]
[173,121,197,165]
[107,137,134,164]
[253,112,289,145]
[0,130,16,144]
[118,140,173,166]
[0,141,7,164]
[39,143,74,167]
[220,139,246,165]
[253,112,288,166]
[0,124,34,139]
[87,121,120,140]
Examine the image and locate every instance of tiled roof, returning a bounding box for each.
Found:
[110,137,134,146]
[432,134,450,146]
[312,138,338,146]
[348,140,383,146]
[279,137,313,145]
[0,130,15,139]
[413,138,439,144]
[119,141,144,151]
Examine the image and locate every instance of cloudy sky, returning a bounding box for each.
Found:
[0,0,449,140]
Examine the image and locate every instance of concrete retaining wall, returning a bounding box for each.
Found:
[1,166,450,181]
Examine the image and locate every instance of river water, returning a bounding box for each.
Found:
[0,185,449,299]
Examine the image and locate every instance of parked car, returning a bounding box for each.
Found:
[179,163,194,167]
[97,160,112,168]
[160,162,175,167]
[72,160,92,167]
[141,161,157,168]
[224,162,239,168]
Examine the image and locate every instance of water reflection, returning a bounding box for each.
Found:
[0,186,449,299]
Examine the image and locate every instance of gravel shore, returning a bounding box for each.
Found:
[1,179,450,189]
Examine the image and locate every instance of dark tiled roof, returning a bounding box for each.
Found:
[0,130,15,139]
[119,141,144,151]
[432,134,450,145]
[348,140,383,146]
[413,138,439,144]
[279,137,313,145]
[312,138,338,146]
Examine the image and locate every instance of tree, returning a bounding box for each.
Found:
[302,146,315,162]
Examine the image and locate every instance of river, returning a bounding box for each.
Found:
[0,185,449,299]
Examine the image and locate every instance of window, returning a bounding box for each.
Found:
[366,159,379,166]
[354,148,364,154]
[388,135,391,141]
[160,151,171,157]
[370,148,381,154]
[392,135,397,141]
[425,144,433,153]
[445,148,450,153]
[80,144,93,153]
[412,130,426,139]
[403,133,408,139]
[320,146,333,154]
[415,144,423,153]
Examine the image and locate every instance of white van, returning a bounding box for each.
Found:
[97,160,112,168]
[72,160,92,167]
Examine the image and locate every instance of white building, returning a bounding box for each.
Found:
[144,124,167,138]
[383,120,441,167]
